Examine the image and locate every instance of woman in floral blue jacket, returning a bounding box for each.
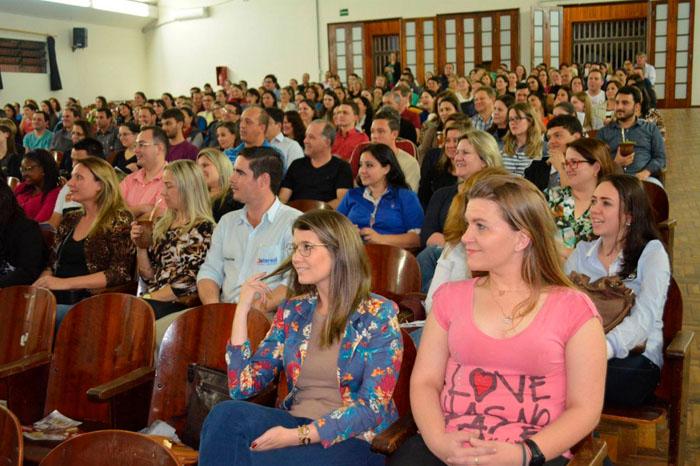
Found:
[199,210,403,466]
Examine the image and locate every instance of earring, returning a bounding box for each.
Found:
[625,222,631,226]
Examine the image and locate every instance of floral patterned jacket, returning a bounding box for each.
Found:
[546,185,595,249]
[226,293,403,448]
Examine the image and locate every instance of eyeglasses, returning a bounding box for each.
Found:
[286,242,327,257]
[136,141,157,148]
[564,159,593,170]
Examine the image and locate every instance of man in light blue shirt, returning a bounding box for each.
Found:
[264,107,304,174]
[197,146,301,311]
[23,111,53,151]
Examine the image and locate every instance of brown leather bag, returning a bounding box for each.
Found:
[569,271,636,333]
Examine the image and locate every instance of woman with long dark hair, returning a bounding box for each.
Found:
[282,110,306,149]
[566,174,670,407]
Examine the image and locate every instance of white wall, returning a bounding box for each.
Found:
[0,11,147,105]
[144,0,319,96]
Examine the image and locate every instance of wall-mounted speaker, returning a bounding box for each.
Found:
[72,27,87,50]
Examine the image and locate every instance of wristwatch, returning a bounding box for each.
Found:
[524,438,545,466]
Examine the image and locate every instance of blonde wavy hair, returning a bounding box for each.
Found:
[153,160,214,242]
[197,147,233,209]
[443,166,509,245]
[72,156,131,236]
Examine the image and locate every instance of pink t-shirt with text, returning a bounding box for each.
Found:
[433,279,598,443]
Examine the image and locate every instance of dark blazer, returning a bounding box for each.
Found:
[0,215,47,287]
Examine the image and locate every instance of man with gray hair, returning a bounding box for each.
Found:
[279,119,353,208]
[381,91,417,144]
[371,106,420,191]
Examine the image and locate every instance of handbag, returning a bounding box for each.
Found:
[181,363,230,449]
[569,271,636,333]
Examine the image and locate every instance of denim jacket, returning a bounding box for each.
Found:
[226,293,403,447]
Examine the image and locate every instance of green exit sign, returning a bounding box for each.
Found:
[340,8,349,16]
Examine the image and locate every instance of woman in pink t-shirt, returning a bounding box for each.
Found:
[390,175,606,466]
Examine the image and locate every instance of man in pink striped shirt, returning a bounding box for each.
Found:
[119,125,167,218]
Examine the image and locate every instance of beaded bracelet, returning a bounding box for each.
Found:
[297,424,311,446]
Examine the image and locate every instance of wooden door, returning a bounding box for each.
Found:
[363,19,401,86]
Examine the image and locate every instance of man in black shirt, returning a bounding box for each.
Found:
[279,119,353,208]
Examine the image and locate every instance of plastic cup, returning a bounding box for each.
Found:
[136,220,153,249]
[619,141,635,157]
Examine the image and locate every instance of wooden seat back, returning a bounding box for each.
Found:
[148,304,270,436]
[656,277,683,401]
[0,286,56,368]
[642,180,669,223]
[348,141,371,177]
[0,405,22,466]
[642,180,676,263]
[39,430,178,466]
[0,286,56,423]
[288,199,334,212]
[365,244,421,301]
[394,329,417,417]
[45,294,155,429]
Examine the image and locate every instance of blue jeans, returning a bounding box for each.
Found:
[55,303,74,331]
[605,354,660,407]
[416,245,443,293]
[199,400,385,466]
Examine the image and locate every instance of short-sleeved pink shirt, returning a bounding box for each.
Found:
[433,279,598,443]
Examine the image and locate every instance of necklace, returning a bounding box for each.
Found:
[487,280,529,325]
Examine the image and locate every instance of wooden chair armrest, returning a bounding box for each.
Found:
[398,292,427,322]
[0,351,52,379]
[86,366,155,401]
[666,330,694,358]
[569,436,607,466]
[370,411,417,455]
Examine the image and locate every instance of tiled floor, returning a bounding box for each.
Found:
[665,109,700,466]
[604,109,700,466]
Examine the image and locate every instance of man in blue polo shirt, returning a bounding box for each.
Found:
[223,105,273,164]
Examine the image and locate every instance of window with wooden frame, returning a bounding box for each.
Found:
[402,17,436,84]
[651,0,695,107]
[531,7,563,70]
[0,38,47,73]
[328,23,364,85]
[436,9,519,75]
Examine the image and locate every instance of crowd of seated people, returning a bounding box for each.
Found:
[0,52,675,464]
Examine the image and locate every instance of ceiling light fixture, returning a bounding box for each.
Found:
[91,0,153,17]
[40,0,91,7]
